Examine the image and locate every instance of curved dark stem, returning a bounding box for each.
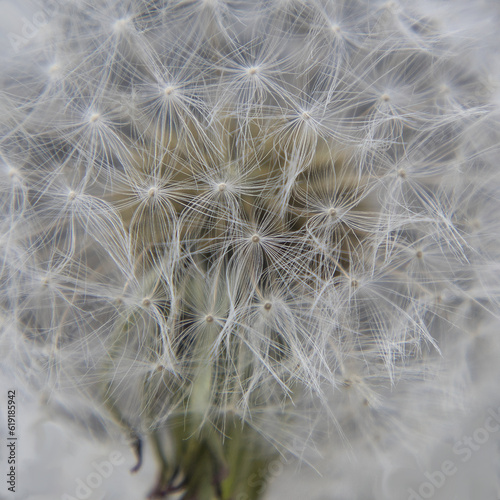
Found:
[130,432,143,473]
[148,467,187,498]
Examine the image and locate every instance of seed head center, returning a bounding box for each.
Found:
[439,84,450,94]
[113,18,129,33]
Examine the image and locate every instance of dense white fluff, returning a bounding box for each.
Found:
[1,0,499,498]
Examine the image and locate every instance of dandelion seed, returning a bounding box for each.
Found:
[113,18,131,34]
[163,86,175,97]
[439,84,450,94]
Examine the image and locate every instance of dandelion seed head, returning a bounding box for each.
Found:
[470,218,482,231]
[382,1,399,12]
[301,111,311,121]
[7,168,18,179]
[163,86,175,97]
[2,0,500,495]
[439,84,450,95]
[47,63,62,81]
[113,18,131,34]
